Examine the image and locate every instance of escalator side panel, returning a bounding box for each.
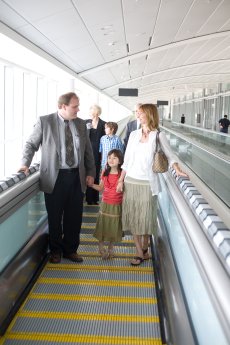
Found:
[0,223,48,335]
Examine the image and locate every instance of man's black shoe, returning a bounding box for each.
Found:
[63,253,83,263]
[49,253,61,264]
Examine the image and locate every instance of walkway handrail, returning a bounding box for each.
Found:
[160,169,230,341]
[0,163,40,223]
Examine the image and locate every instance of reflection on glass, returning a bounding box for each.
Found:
[0,192,47,272]
[163,128,230,207]
[158,175,229,345]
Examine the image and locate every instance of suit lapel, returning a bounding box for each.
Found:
[97,118,105,141]
[49,113,60,155]
[73,117,81,136]
[73,118,82,163]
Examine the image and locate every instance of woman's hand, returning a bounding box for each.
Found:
[116,180,124,192]
[173,163,189,178]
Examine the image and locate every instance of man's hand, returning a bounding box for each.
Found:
[86,176,94,187]
[18,166,30,175]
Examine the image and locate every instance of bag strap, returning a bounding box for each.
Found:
[155,129,161,153]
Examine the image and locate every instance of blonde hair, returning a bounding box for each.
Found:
[90,104,102,116]
[139,104,159,130]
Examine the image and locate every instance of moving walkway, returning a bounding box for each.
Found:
[161,124,230,220]
[0,162,229,345]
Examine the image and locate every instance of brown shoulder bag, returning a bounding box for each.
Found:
[152,130,168,173]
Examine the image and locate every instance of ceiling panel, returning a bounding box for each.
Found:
[150,0,194,47]
[4,0,72,22]
[0,2,26,28]
[129,56,148,78]
[175,0,222,41]
[0,0,230,109]
[171,40,207,67]
[197,0,230,35]
[145,50,168,74]
[184,36,229,64]
[83,68,117,90]
[123,0,160,54]
[158,45,188,70]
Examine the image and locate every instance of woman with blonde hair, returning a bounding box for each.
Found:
[117,103,188,266]
[86,104,106,205]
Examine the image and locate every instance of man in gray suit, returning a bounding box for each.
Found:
[19,92,95,264]
[123,103,142,150]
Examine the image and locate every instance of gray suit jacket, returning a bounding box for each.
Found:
[123,120,139,150]
[21,112,95,194]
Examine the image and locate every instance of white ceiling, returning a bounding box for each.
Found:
[1,0,230,110]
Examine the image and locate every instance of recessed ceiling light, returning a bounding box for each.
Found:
[135,32,146,37]
[101,25,113,30]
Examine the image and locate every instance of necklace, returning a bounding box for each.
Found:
[142,129,150,138]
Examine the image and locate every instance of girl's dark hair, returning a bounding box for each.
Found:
[103,149,123,176]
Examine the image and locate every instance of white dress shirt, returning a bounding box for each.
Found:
[122,129,178,195]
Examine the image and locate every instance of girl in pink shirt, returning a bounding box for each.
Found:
[91,149,123,259]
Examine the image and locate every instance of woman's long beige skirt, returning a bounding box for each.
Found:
[122,176,158,235]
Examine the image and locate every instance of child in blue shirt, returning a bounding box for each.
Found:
[99,122,124,170]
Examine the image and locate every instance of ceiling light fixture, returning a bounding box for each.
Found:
[101,25,113,30]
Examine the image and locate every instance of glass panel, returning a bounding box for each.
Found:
[23,73,38,138]
[158,175,229,345]
[223,95,230,115]
[0,64,4,178]
[163,127,230,207]
[0,192,47,272]
[37,77,48,116]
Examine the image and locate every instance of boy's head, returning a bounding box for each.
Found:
[105,122,118,135]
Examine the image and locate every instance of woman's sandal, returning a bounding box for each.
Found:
[99,248,109,260]
[108,250,115,259]
[131,256,144,266]
[143,248,150,260]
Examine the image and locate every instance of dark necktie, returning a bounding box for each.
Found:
[64,120,74,167]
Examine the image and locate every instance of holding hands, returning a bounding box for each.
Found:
[86,176,94,187]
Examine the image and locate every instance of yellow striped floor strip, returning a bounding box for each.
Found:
[83,212,98,216]
[69,251,140,258]
[16,310,159,323]
[37,277,155,288]
[80,236,134,243]
[30,293,157,304]
[45,262,153,272]
[1,333,163,345]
